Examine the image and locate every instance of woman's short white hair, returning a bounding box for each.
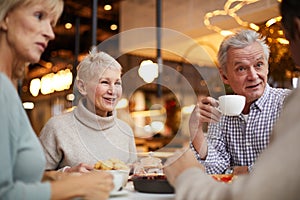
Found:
[76,48,122,82]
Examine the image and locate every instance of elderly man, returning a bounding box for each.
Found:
[164,0,300,199]
[189,29,291,175]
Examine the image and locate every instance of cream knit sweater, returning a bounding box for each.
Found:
[39,98,137,170]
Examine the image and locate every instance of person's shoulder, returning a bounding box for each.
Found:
[43,110,75,130]
[0,73,19,99]
[39,110,76,139]
[50,110,73,121]
[269,86,291,98]
[282,87,300,106]
[0,73,11,84]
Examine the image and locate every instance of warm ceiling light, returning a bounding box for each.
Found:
[66,93,75,101]
[45,62,53,69]
[30,69,73,96]
[220,30,233,37]
[292,77,298,88]
[266,19,276,27]
[65,23,72,29]
[278,30,284,35]
[277,38,289,45]
[267,38,273,43]
[29,78,41,97]
[249,23,260,31]
[138,60,158,83]
[104,4,112,11]
[110,24,118,31]
[204,0,260,34]
[23,102,34,110]
[265,16,282,27]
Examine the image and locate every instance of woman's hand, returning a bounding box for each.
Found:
[78,171,114,200]
[51,170,114,200]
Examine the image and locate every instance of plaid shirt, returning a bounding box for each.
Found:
[192,84,291,174]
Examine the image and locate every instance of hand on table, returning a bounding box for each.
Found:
[51,170,114,200]
[77,171,113,200]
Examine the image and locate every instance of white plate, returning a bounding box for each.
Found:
[110,190,128,197]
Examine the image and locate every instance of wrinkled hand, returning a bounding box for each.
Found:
[232,166,249,175]
[77,170,113,200]
[163,148,204,186]
[195,96,221,123]
[189,96,221,139]
[50,170,113,200]
[66,163,94,173]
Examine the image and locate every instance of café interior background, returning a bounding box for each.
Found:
[20,0,296,152]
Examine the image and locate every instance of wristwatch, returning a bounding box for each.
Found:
[224,167,234,174]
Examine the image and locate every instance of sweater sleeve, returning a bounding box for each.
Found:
[0,73,51,200]
[39,117,64,170]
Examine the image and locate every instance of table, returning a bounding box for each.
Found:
[109,181,175,200]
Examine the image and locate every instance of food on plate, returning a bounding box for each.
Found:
[211,174,235,183]
[94,158,129,170]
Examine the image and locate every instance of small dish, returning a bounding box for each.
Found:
[211,174,236,183]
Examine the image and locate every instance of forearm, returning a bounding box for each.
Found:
[50,176,83,200]
[191,131,208,159]
[193,143,230,174]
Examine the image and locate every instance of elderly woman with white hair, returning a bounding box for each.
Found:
[39,49,137,173]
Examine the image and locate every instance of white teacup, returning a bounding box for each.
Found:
[218,95,245,116]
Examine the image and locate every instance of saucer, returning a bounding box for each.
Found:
[110,190,128,197]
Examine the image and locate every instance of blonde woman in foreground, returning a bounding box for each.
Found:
[0,0,113,199]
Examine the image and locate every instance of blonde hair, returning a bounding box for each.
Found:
[0,0,64,26]
[76,49,122,82]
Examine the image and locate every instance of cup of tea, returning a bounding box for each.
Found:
[218,95,245,116]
